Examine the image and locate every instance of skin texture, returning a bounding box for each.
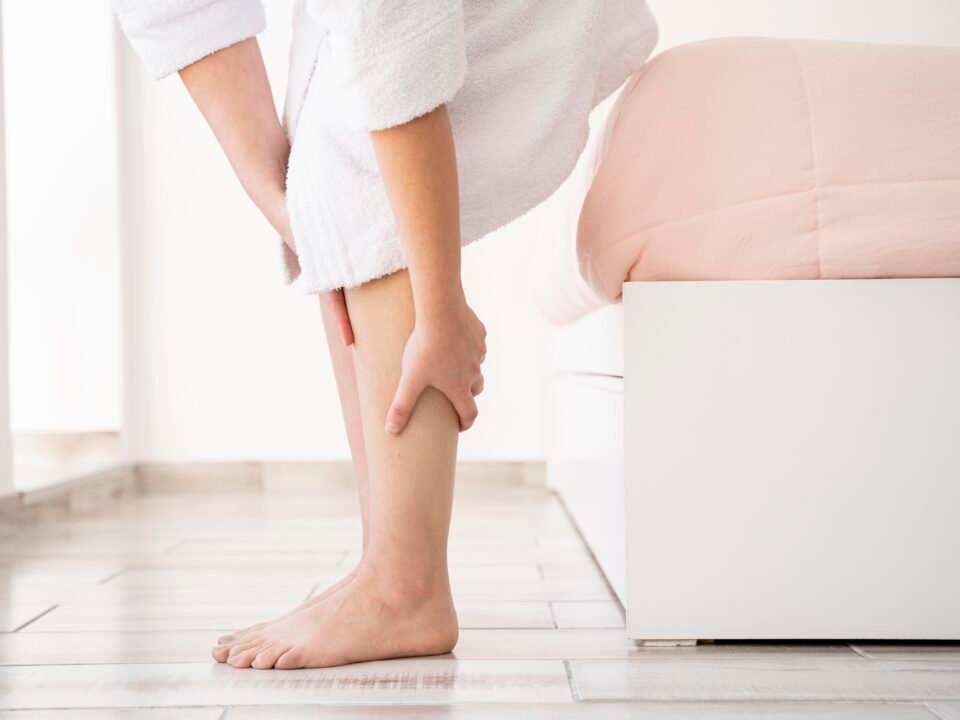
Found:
[174,38,484,666]
[370,107,486,434]
[217,271,460,668]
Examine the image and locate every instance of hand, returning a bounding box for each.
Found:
[386,300,486,435]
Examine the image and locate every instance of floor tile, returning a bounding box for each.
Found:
[341,547,597,566]
[170,536,540,552]
[0,633,857,666]
[928,702,960,719]
[21,601,295,633]
[100,568,337,584]
[141,556,540,581]
[454,602,555,629]
[0,562,125,587]
[448,579,612,602]
[133,553,346,569]
[452,635,857,661]
[0,543,178,561]
[539,562,608,581]
[0,628,631,665]
[21,600,554,632]
[569,658,960,701]
[851,644,960,666]
[0,631,215,665]
[64,585,313,605]
[0,659,572,708]
[223,702,939,719]
[552,601,624,628]
[0,710,224,719]
[166,538,362,554]
[0,602,56,632]
[450,629,640,659]
[3,481,955,715]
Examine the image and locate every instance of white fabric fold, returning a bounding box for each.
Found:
[113,0,266,79]
[115,0,660,293]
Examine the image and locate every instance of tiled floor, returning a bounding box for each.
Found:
[1,478,958,718]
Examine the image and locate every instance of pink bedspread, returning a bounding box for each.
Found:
[575,38,960,309]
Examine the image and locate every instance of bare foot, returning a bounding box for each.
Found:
[213,567,458,669]
[211,566,359,662]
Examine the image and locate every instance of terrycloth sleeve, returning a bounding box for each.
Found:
[315,0,468,130]
[113,0,266,79]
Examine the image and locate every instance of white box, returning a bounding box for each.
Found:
[622,279,960,640]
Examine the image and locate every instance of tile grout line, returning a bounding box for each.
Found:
[547,601,559,629]
[10,605,59,633]
[97,567,130,584]
[926,701,953,720]
[562,659,582,701]
[302,581,322,602]
[161,538,188,555]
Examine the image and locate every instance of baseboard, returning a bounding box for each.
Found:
[0,464,136,527]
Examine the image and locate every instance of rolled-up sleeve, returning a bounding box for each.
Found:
[320,0,468,130]
[113,0,266,79]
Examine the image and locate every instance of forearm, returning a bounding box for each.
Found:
[179,38,290,235]
[370,105,464,317]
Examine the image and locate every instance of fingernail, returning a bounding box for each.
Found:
[385,422,399,435]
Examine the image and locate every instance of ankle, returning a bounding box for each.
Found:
[356,562,451,609]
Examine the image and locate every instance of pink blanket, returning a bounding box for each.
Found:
[575,38,960,309]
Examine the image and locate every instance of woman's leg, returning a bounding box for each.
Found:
[211,295,371,659]
[224,269,460,669]
[318,291,372,552]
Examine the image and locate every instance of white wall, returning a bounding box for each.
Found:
[648,0,960,49]
[3,2,122,433]
[118,2,553,463]
[0,6,12,495]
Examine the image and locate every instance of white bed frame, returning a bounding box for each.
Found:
[548,278,960,643]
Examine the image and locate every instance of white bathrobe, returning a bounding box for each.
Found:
[113,0,658,293]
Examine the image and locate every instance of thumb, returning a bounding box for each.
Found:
[385,370,425,436]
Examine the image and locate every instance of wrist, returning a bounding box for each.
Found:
[414,280,467,324]
[260,188,291,239]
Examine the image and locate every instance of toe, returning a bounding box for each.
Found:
[217,633,235,644]
[227,648,257,669]
[252,642,291,670]
[211,643,231,663]
[275,647,305,670]
[227,639,267,669]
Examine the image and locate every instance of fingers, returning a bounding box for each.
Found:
[282,241,301,279]
[385,370,426,436]
[325,290,354,346]
[452,391,479,432]
[471,374,485,397]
